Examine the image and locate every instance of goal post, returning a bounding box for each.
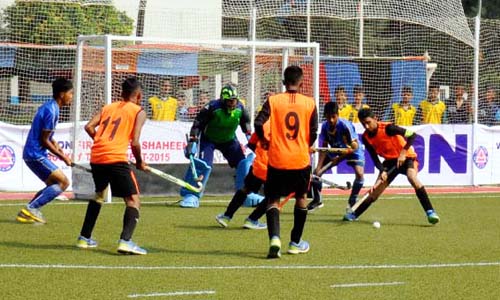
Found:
[71,34,320,199]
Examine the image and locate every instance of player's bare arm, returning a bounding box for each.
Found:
[84,111,102,139]
[51,137,72,166]
[132,110,147,171]
[254,100,271,149]
[385,124,416,168]
[314,140,328,175]
[239,107,252,137]
[41,129,71,166]
[309,106,318,146]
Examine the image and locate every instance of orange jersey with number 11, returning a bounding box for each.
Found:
[90,101,143,164]
[268,92,316,170]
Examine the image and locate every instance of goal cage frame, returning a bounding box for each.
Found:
[71,34,320,201]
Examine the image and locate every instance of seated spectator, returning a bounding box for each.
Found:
[418,84,446,124]
[175,90,191,122]
[446,83,472,124]
[351,84,369,123]
[478,86,500,126]
[334,86,352,120]
[391,86,417,126]
[191,90,210,116]
[148,79,178,121]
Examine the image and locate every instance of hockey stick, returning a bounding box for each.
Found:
[351,166,397,212]
[313,175,351,191]
[71,162,91,173]
[313,147,353,155]
[129,160,203,193]
[186,134,203,182]
[147,166,203,193]
[278,192,295,211]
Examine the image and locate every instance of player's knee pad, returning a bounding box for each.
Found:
[307,176,322,198]
[235,153,255,190]
[243,192,264,207]
[94,186,110,204]
[312,177,322,191]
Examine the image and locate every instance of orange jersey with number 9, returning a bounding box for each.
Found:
[90,101,143,164]
[268,92,316,169]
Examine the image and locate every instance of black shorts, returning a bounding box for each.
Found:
[265,165,311,199]
[90,162,139,198]
[383,158,418,184]
[244,167,265,193]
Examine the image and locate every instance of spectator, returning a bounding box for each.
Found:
[186,90,211,121]
[446,83,472,124]
[334,86,352,120]
[418,84,446,124]
[148,79,178,121]
[351,84,369,123]
[391,86,416,126]
[175,90,191,122]
[197,90,210,111]
[478,86,500,126]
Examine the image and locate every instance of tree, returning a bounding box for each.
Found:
[3,1,133,45]
[1,1,134,104]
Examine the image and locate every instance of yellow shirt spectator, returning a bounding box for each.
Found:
[392,103,416,126]
[339,104,353,120]
[351,104,370,123]
[149,96,178,121]
[419,99,446,124]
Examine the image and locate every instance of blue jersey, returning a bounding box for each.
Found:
[23,100,59,160]
[319,118,364,160]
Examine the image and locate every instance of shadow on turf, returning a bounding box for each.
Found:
[0,219,21,224]
[0,240,113,254]
[305,215,435,227]
[144,245,273,259]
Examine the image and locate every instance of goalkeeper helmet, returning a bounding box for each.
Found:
[220,84,238,102]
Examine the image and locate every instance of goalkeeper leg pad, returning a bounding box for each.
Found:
[243,193,265,207]
[235,153,255,190]
[180,157,212,208]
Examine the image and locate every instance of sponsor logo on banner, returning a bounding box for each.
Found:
[472,146,488,169]
[0,144,16,172]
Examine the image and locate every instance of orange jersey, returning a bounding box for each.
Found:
[267,92,317,169]
[90,101,143,164]
[362,122,416,160]
[248,122,270,181]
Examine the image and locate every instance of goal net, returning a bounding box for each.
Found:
[71,35,319,198]
[222,0,477,125]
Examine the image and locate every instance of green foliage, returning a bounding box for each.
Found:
[2,2,133,45]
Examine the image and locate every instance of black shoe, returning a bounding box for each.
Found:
[307,200,324,211]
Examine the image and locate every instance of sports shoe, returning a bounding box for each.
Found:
[267,236,281,259]
[426,210,440,224]
[307,199,324,211]
[343,212,357,222]
[21,207,46,224]
[288,240,310,254]
[243,218,267,230]
[117,239,147,255]
[16,210,35,224]
[215,213,231,228]
[76,236,98,249]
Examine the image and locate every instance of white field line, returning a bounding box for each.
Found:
[331,281,405,288]
[0,261,499,271]
[128,290,215,298]
[0,193,498,207]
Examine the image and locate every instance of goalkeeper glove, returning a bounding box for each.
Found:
[184,136,198,159]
